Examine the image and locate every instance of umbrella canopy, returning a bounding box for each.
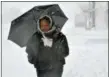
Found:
[8,4,68,47]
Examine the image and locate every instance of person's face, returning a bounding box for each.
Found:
[40,19,50,32]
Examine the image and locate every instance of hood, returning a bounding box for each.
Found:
[37,15,56,35]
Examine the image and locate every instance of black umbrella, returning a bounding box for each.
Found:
[8,4,68,47]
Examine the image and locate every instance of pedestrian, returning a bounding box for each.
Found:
[26,15,69,77]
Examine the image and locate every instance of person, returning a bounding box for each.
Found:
[26,15,69,77]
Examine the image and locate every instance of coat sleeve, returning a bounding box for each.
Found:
[25,33,40,64]
[57,34,69,58]
[26,45,36,64]
[60,35,69,57]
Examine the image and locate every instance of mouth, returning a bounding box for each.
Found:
[41,28,50,32]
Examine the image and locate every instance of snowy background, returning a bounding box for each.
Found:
[2,2,108,77]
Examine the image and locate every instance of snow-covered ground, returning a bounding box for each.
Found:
[62,29,108,77]
[2,2,108,77]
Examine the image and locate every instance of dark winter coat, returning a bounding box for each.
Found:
[26,30,69,70]
[26,15,69,70]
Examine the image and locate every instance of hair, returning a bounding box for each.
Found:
[39,16,51,24]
